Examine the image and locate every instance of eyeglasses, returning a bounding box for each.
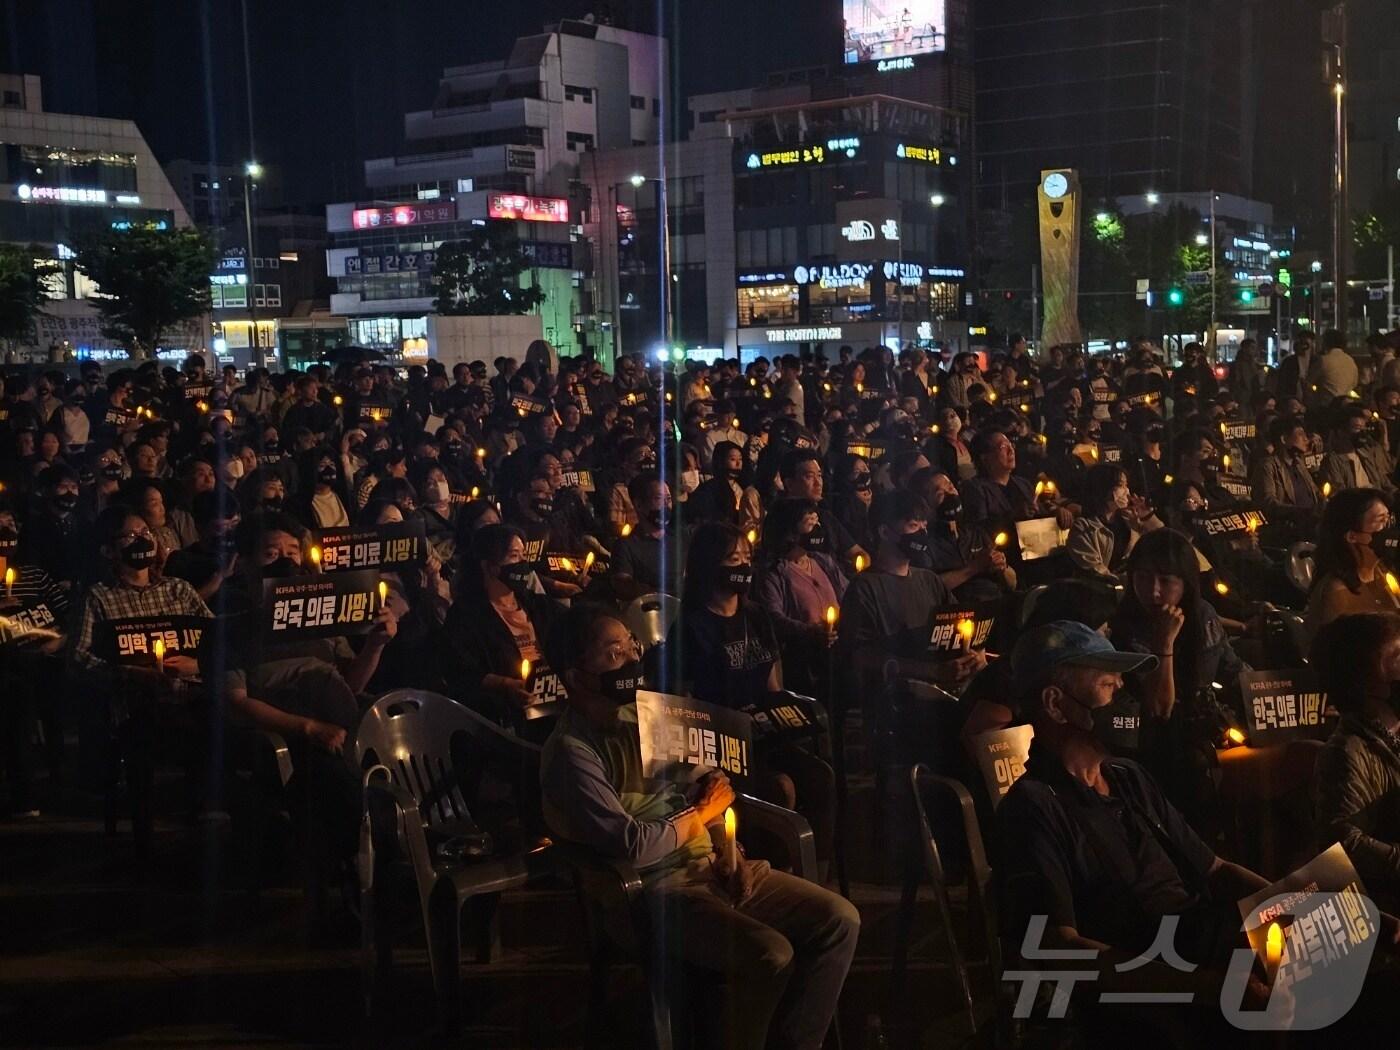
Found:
[116,527,152,543]
[601,635,642,665]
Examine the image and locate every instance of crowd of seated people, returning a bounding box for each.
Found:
[5,330,1400,1045]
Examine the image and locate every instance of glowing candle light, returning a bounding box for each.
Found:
[560,557,575,573]
[1034,480,1045,499]
[746,528,758,545]
[470,486,480,499]
[732,418,741,428]
[958,618,975,653]
[378,580,389,607]
[475,447,487,460]
[1386,572,1399,597]
[1215,580,1230,596]
[1265,921,1283,979]
[520,658,532,682]
[1164,474,1174,485]
[723,806,738,870]
[1221,454,1231,471]
[856,382,864,394]
[1090,446,1099,460]
[930,424,940,434]
[153,637,165,673]
[826,605,837,630]
[333,395,344,406]
[584,551,595,571]
[994,532,1009,548]
[1322,481,1332,499]
[621,523,633,538]
[3,566,13,599]
[308,545,322,567]
[1226,727,1245,746]
[854,554,867,573]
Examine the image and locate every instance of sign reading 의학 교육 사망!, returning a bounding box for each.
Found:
[99,614,210,668]
[636,690,753,789]
[927,602,998,653]
[262,569,384,640]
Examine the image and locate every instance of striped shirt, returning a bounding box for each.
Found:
[70,576,212,674]
[0,564,70,646]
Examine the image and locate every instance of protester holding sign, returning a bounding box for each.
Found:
[438,524,565,723]
[1312,613,1400,913]
[539,604,858,1050]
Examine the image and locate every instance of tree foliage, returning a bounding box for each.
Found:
[1353,186,1400,279]
[0,244,52,355]
[74,225,217,358]
[432,226,546,316]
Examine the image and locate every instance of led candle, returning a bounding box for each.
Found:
[958,618,975,653]
[153,637,165,674]
[3,566,13,600]
[723,806,737,870]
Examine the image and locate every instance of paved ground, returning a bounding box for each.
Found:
[0,758,984,1049]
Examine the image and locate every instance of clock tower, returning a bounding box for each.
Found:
[1036,168,1082,347]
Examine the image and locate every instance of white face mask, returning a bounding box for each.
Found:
[225,459,245,480]
[678,469,700,495]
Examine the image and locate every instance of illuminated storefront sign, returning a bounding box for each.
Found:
[738,270,790,284]
[351,202,456,229]
[210,274,248,286]
[895,143,943,165]
[765,326,843,342]
[15,184,109,204]
[794,263,874,289]
[487,194,569,223]
[744,136,861,170]
[842,218,900,243]
[883,261,925,287]
[877,57,915,72]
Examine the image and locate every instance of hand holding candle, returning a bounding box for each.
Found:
[378,580,389,609]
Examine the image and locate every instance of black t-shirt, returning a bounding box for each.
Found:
[669,602,778,709]
[996,750,1216,954]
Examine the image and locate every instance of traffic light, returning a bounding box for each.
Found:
[1238,288,1255,304]
[1167,287,1185,307]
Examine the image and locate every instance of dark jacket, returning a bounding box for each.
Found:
[1315,714,1400,910]
[437,587,564,715]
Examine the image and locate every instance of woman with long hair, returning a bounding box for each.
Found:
[1305,487,1399,643]
[666,521,835,866]
[752,499,845,698]
[1110,527,1249,827]
[1066,463,1162,581]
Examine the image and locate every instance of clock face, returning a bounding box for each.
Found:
[1042,172,1069,199]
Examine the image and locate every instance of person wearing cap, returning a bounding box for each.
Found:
[996,620,1276,1028]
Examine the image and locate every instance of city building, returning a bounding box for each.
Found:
[324,17,667,360]
[163,158,284,229]
[1347,0,1400,259]
[0,73,195,361]
[210,209,340,369]
[974,1,1252,208]
[579,1,975,361]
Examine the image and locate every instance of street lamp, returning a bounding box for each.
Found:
[242,160,262,367]
[1195,232,1209,246]
[629,173,645,188]
[1145,191,1160,206]
[929,193,945,207]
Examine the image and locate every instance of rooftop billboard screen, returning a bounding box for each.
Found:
[843,0,947,65]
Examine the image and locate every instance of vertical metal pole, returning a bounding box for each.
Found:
[1389,244,1395,331]
[1030,264,1039,348]
[1330,3,1348,333]
[1209,193,1217,358]
[658,178,673,348]
[243,174,259,366]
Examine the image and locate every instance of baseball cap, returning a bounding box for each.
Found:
[1010,620,1157,686]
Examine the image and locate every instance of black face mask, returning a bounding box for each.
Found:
[262,495,284,511]
[851,475,873,492]
[898,528,931,561]
[648,507,671,529]
[119,535,157,569]
[531,498,555,518]
[317,467,338,485]
[443,443,464,460]
[937,494,961,522]
[0,528,18,559]
[599,659,645,706]
[262,555,298,578]
[100,463,125,481]
[52,492,78,513]
[801,525,828,553]
[723,567,753,595]
[263,440,280,455]
[499,561,534,593]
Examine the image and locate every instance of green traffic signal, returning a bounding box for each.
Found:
[1167,288,1185,306]
[1239,288,1255,304]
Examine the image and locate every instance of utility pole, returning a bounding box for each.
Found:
[1324,3,1348,334]
[1209,192,1218,359]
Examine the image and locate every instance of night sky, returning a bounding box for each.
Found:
[0,0,841,204]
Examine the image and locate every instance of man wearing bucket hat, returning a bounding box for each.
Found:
[995,621,1275,1017]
